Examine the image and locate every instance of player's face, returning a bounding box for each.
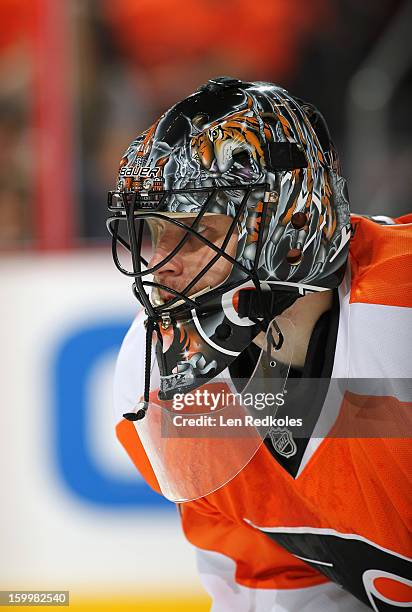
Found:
[147,214,238,304]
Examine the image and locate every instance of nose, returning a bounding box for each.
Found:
[148,245,184,277]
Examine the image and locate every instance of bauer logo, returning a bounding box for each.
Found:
[119,165,161,178]
[52,319,170,509]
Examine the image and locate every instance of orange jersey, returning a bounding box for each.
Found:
[114,213,412,611]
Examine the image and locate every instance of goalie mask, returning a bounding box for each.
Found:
[107,77,350,500]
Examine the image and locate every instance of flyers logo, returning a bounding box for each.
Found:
[244,522,412,611]
[363,570,412,611]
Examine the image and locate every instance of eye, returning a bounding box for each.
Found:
[209,128,220,141]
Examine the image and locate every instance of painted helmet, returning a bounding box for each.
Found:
[107,77,350,416]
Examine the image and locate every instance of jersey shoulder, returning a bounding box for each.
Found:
[349,212,412,307]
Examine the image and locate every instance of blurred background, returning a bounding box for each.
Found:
[0,0,411,610]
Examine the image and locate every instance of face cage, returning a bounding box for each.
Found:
[107,184,273,320]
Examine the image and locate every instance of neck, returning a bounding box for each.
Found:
[253,290,333,368]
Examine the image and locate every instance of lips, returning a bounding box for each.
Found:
[159,289,179,302]
[152,282,213,306]
[154,283,187,304]
[150,286,175,306]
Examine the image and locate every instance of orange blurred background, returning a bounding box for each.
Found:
[0,0,410,251]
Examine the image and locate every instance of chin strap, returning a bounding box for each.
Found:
[123,315,158,421]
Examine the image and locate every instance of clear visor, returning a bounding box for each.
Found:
[131,316,294,502]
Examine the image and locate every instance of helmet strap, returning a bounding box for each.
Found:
[237,288,299,321]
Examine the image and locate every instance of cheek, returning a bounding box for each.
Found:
[208,231,238,263]
[174,243,211,280]
[200,241,235,282]
[216,257,233,280]
[177,228,238,286]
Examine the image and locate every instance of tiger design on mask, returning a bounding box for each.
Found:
[190,95,273,179]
